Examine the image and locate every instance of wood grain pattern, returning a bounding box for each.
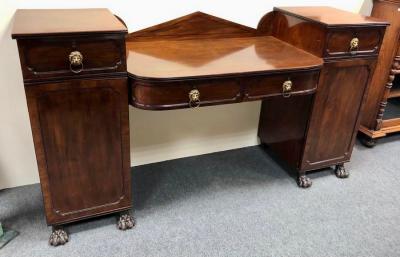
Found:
[360,0,400,140]
[126,12,256,41]
[12,9,131,228]
[257,7,386,176]
[130,70,319,110]
[301,59,375,170]
[127,36,323,80]
[25,78,131,225]
[324,27,384,58]
[17,34,126,82]
[258,11,326,57]
[243,71,319,101]
[132,78,241,110]
[127,16,322,110]
[12,7,389,229]
[12,9,127,38]
[259,10,386,59]
[258,94,315,169]
[275,6,388,27]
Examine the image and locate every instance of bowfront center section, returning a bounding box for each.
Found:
[131,70,320,110]
[126,24,324,188]
[127,35,322,110]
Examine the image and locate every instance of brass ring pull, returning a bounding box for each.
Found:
[69,51,83,73]
[188,89,200,108]
[282,79,292,98]
[349,37,359,53]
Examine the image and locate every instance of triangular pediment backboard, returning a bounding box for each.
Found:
[126,11,256,41]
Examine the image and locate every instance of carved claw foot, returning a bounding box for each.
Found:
[49,227,69,246]
[335,164,349,178]
[297,175,312,188]
[360,135,377,148]
[117,213,135,230]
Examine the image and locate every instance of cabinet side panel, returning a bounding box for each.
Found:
[258,94,314,169]
[301,59,375,170]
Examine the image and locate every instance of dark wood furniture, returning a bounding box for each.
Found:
[12,9,134,246]
[359,0,400,146]
[257,7,387,185]
[11,7,387,246]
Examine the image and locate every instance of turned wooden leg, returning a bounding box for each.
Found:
[117,212,135,230]
[49,226,69,246]
[359,135,377,148]
[297,174,312,188]
[335,164,349,178]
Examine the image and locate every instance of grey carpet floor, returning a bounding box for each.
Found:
[1,135,400,257]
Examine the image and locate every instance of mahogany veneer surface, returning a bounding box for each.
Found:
[127,36,323,80]
[12,8,132,228]
[12,9,127,38]
[10,7,388,235]
[360,0,400,140]
[276,6,388,26]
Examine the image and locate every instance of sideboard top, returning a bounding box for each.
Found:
[11,9,127,39]
[275,6,389,27]
[127,35,323,80]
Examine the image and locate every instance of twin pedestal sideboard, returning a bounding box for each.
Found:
[11,7,388,246]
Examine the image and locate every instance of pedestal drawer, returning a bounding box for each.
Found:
[324,27,384,58]
[17,34,126,82]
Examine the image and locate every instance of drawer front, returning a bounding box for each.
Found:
[324,27,384,58]
[244,71,319,100]
[17,34,126,81]
[131,79,241,110]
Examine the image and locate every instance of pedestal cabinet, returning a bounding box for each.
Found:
[24,78,131,225]
[300,59,376,172]
[11,9,134,246]
[257,7,385,187]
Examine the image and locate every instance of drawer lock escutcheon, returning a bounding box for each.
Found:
[282,80,292,98]
[349,37,359,53]
[189,89,200,108]
[69,51,84,74]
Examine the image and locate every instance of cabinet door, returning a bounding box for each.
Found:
[26,78,131,225]
[301,59,375,171]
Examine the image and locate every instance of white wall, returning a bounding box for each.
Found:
[0,0,371,189]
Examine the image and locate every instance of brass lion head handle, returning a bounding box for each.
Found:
[349,37,359,53]
[282,79,293,98]
[188,89,200,108]
[69,51,83,73]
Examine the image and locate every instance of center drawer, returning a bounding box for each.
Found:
[131,78,242,110]
[17,34,126,81]
[243,70,319,100]
[130,70,319,110]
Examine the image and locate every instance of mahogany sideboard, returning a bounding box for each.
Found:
[11,7,387,246]
[359,0,400,146]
